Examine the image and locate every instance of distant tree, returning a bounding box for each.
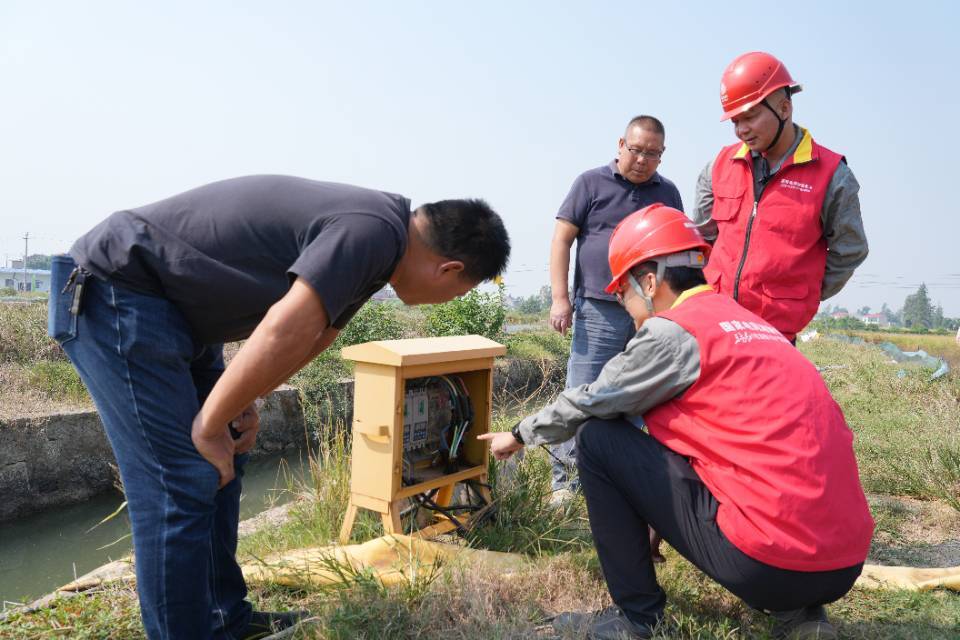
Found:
[902,284,933,329]
[889,305,903,325]
[25,254,52,270]
[878,302,899,326]
[537,285,552,307]
[516,295,544,315]
[856,305,871,316]
[813,315,868,331]
[932,304,945,329]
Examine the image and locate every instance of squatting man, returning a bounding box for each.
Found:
[480,205,873,640]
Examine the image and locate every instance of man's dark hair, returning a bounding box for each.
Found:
[630,261,706,292]
[625,115,666,138]
[417,199,510,281]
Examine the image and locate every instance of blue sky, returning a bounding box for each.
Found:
[2,1,958,314]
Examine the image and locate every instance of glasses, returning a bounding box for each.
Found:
[623,146,664,161]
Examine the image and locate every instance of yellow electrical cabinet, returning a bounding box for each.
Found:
[339,335,506,543]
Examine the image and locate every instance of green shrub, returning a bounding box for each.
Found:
[423,285,506,340]
[334,300,406,348]
[292,349,352,436]
[506,330,571,361]
[0,301,63,364]
[0,287,16,297]
[291,301,410,436]
[26,360,88,402]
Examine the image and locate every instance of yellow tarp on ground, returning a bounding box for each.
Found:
[857,564,960,592]
[241,534,525,588]
[242,537,960,593]
[28,541,960,617]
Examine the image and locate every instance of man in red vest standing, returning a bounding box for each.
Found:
[481,205,873,640]
[693,52,868,342]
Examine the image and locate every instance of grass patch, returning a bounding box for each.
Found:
[5,335,960,638]
[6,549,959,639]
[836,330,960,370]
[0,301,61,365]
[801,338,960,498]
[24,361,89,402]
[0,587,142,639]
[505,329,570,362]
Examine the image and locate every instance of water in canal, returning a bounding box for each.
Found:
[0,448,310,606]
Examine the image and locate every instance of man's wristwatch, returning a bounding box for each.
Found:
[510,423,525,445]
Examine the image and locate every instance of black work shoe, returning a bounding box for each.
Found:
[771,606,838,640]
[553,607,654,639]
[238,610,311,640]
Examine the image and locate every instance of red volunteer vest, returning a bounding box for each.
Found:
[646,290,874,572]
[704,129,843,340]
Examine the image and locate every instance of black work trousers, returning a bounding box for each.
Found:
[575,418,863,628]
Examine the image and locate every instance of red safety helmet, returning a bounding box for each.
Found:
[605,204,711,294]
[719,51,802,121]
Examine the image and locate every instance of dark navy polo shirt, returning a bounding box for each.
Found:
[556,161,684,301]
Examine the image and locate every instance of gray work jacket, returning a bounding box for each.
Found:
[517,317,700,445]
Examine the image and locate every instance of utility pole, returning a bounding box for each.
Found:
[22,232,29,293]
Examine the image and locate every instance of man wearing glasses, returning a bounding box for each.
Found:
[547,115,682,502]
[693,51,868,343]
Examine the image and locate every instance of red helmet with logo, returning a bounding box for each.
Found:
[719,51,802,121]
[605,204,711,294]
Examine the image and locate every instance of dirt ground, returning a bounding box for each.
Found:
[868,493,960,567]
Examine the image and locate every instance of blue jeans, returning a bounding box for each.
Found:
[48,256,252,640]
[550,296,635,490]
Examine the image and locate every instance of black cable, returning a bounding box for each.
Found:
[539,443,567,466]
[463,480,497,529]
[413,493,469,535]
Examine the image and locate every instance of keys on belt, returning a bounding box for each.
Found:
[61,267,90,316]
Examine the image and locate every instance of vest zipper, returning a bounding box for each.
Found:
[732,200,758,302]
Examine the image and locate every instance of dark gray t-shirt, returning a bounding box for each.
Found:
[71,175,410,343]
[557,162,683,301]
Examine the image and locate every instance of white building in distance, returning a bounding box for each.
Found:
[1,266,52,293]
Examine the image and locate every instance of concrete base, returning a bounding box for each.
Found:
[0,386,306,522]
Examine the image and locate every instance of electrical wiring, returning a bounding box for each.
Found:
[433,374,472,464]
[400,374,475,486]
[410,480,494,537]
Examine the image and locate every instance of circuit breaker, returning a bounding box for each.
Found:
[338,335,506,543]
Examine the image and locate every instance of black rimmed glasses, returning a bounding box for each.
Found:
[624,146,664,161]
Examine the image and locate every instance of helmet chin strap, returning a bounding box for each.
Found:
[760,99,787,153]
[624,252,706,315]
[627,267,662,315]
